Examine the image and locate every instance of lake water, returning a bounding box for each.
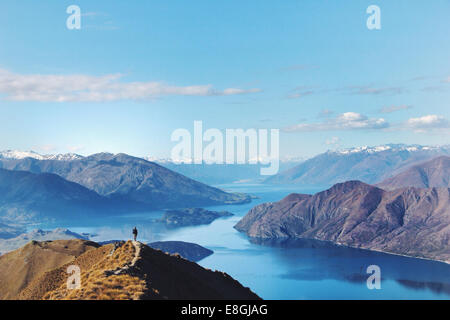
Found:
[40,184,450,300]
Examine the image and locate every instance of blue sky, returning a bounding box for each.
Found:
[0,0,449,159]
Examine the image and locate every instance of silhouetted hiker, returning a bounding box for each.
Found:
[132,227,138,241]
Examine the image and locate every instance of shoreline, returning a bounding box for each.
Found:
[243,233,450,266]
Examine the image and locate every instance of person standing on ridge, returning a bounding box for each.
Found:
[132,227,138,241]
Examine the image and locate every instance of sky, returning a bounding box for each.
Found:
[0,0,449,159]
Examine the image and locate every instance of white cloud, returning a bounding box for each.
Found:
[283,112,389,132]
[325,136,340,145]
[406,115,449,131]
[379,105,412,114]
[0,69,261,102]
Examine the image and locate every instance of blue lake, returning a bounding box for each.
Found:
[40,184,450,300]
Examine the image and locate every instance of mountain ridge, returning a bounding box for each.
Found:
[0,239,260,300]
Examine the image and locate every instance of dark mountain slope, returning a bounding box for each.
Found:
[235,181,450,263]
[0,169,112,223]
[377,156,450,190]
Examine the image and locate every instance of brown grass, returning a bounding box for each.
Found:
[0,239,98,299]
[44,241,147,300]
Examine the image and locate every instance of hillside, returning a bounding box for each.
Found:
[0,152,250,209]
[377,156,450,190]
[0,168,112,223]
[1,240,260,300]
[0,239,99,299]
[265,144,450,186]
[235,181,450,263]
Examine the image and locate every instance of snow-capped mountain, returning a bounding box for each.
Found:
[0,150,84,161]
[266,144,450,186]
[333,144,447,155]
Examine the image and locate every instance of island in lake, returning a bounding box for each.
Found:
[148,241,213,262]
[158,208,234,228]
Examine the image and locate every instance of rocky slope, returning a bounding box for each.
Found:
[0,240,260,300]
[265,144,450,186]
[377,156,450,190]
[235,181,450,263]
[0,153,250,209]
[158,208,234,228]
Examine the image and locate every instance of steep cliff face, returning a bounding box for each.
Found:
[235,181,450,263]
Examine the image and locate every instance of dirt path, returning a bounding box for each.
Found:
[130,241,141,267]
[105,241,142,276]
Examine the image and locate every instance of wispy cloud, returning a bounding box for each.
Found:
[0,69,261,102]
[318,109,334,118]
[286,86,316,99]
[379,105,412,114]
[283,112,389,132]
[339,85,405,96]
[325,136,340,146]
[67,145,85,153]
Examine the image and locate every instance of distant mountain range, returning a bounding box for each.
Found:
[0,228,89,255]
[0,150,304,185]
[265,144,450,186]
[0,150,83,161]
[235,180,450,263]
[0,152,250,224]
[377,156,450,190]
[157,161,304,185]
